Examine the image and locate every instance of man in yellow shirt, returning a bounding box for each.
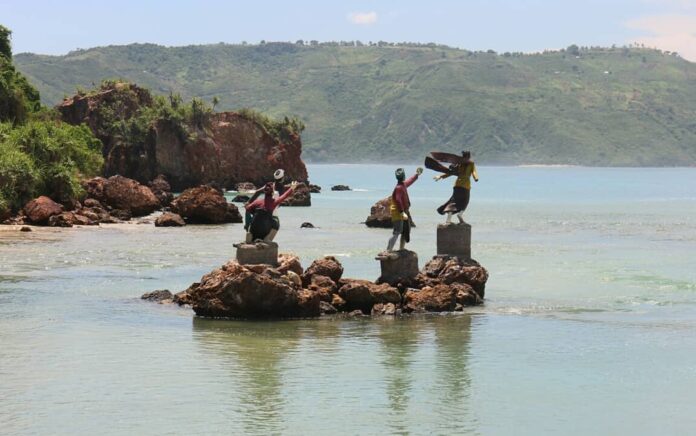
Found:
[434,151,479,224]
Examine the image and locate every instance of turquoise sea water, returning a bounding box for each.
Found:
[1,165,696,435]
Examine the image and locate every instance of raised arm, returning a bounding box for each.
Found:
[404,173,419,188]
[273,182,298,208]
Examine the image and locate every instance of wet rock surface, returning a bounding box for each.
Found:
[331,185,351,191]
[162,254,487,319]
[155,212,186,227]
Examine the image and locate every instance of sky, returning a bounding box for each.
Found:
[1,0,695,61]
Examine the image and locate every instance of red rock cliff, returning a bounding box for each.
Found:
[57,83,308,191]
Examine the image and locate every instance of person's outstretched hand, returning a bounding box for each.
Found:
[416,167,423,175]
[290,181,299,190]
[433,174,443,181]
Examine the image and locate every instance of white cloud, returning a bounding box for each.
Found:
[626,14,696,61]
[348,11,378,25]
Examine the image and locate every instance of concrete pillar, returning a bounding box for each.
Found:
[236,242,279,266]
[437,223,471,260]
[375,250,419,285]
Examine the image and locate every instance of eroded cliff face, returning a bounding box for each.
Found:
[153,113,307,190]
[57,83,308,191]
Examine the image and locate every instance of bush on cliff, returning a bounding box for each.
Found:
[0,25,41,125]
[237,108,305,143]
[0,121,103,212]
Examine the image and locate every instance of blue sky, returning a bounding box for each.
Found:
[2,0,695,60]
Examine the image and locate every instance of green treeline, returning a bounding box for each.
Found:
[14,41,696,165]
[0,25,103,218]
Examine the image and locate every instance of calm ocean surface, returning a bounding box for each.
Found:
[1,164,696,435]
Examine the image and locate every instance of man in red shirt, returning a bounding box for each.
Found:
[245,181,298,243]
[386,167,422,252]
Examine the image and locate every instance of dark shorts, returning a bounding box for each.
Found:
[249,210,280,239]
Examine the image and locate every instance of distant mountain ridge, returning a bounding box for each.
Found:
[14,42,696,166]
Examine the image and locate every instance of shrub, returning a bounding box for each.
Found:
[0,121,103,210]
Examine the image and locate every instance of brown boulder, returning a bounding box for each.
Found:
[149,174,174,207]
[186,259,320,318]
[23,196,63,225]
[48,212,96,227]
[337,279,400,313]
[84,175,160,217]
[365,197,392,228]
[371,302,398,316]
[171,185,240,224]
[452,282,484,306]
[308,275,337,302]
[403,285,457,312]
[141,289,173,302]
[277,254,303,276]
[282,182,311,207]
[155,212,186,227]
[302,256,344,286]
[421,257,489,298]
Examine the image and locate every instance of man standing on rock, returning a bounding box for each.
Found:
[244,181,298,243]
[385,167,422,252]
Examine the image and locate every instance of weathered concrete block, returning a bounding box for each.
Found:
[375,250,419,284]
[236,242,279,266]
[437,223,471,260]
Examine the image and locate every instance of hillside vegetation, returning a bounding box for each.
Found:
[0,25,102,218]
[14,42,696,165]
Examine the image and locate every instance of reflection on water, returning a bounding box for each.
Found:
[192,315,475,434]
[2,166,696,433]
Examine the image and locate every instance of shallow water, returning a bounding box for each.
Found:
[1,165,696,435]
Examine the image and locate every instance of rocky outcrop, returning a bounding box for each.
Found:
[141,289,173,303]
[183,260,320,319]
[155,212,186,227]
[83,175,160,217]
[149,174,174,207]
[48,211,97,227]
[165,253,487,319]
[365,197,392,228]
[418,256,488,298]
[302,256,344,286]
[282,183,311,207]
[309,184,321,193]
[23,196,64,225]
[58,83,308,191]
[331,185,351,191]
[170,185,242,224]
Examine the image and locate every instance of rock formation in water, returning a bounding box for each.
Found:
[170,185,242,224]
[57,82,309,191]
[164,254,487,319]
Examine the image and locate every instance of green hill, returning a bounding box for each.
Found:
[14,42,696,165]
